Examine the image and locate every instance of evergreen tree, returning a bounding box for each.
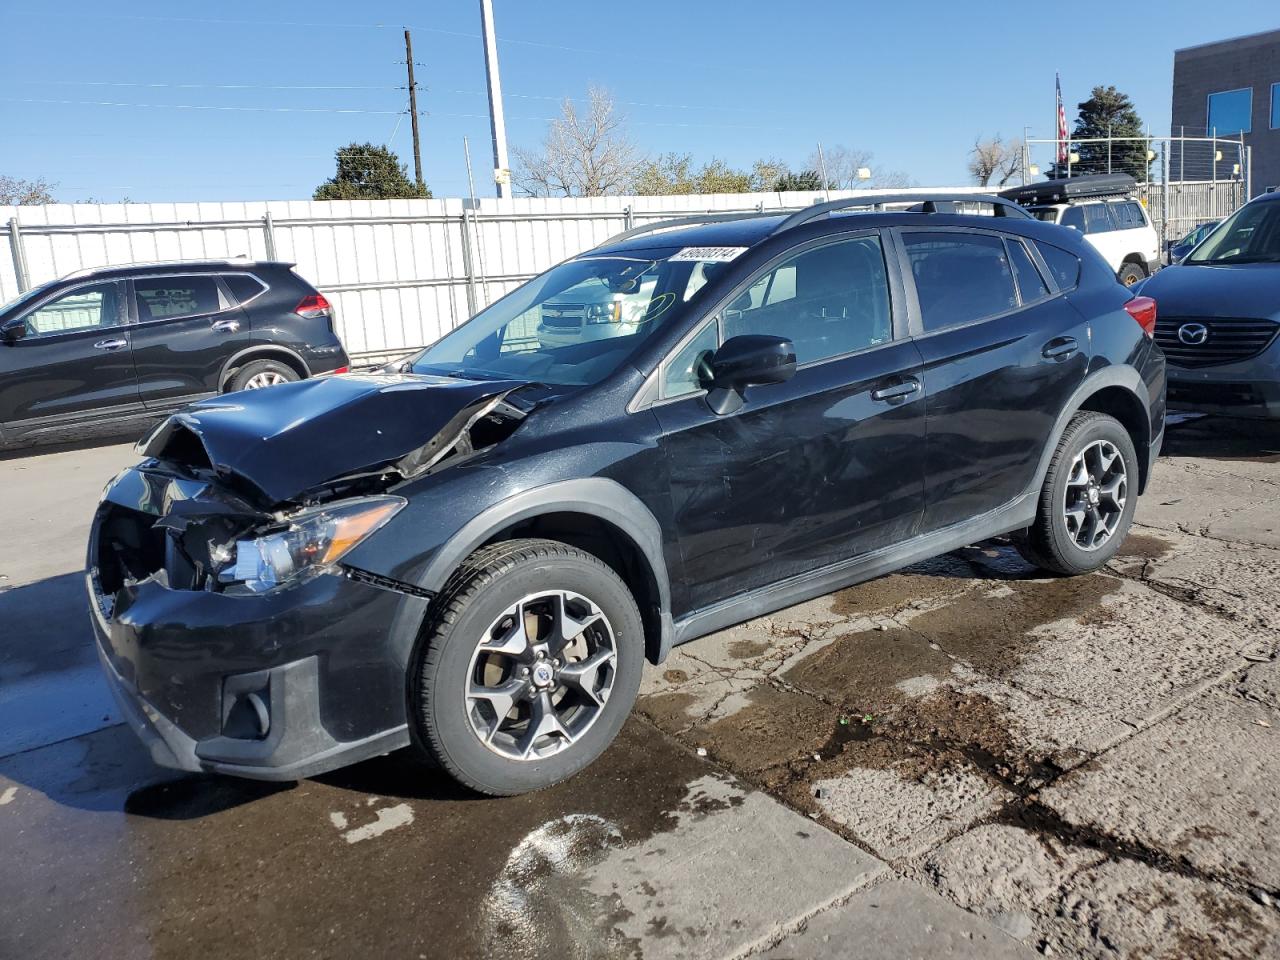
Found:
[314,143,430,200]
[1072,86,1147,180]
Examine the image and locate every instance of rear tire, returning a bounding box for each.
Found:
[1117,261,1146,287]
[226,359,300,392]
[410,539,644,796]
[1016,412,1138,576]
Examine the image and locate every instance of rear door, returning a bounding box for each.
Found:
[652,230,927,615]
[897,228,1090,532]
[127,273,253,408]
[0,280,142,439]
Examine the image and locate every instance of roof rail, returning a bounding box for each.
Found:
[593,211,775,250]
[769,193,1031,234]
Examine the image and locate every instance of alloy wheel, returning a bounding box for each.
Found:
[244,370,288,389]
[464,590,617,761]
[1062,438,1127,551]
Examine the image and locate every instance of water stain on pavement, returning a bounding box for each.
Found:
[0,718,722,960]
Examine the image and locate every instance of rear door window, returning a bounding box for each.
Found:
[133,275,223,322]
[1060,207,1086,232]
[903,232,1019,331]
[1083,204,1116,234]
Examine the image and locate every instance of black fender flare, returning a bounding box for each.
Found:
[218,345,312,391]
[413,477,675,664]
[1030,364,1156,498]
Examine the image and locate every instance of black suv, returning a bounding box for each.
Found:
[0,260,349,448]
[87,196,1165,796]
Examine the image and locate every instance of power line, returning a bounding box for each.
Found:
[3,97,414,116]
[19,79,401,91]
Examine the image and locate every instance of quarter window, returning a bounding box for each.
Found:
[1034,242,1081,291]
[1007,240,1049,302]
[133,275,223,321]
[22,282,121,336]
[1060,206,1086,232]
[223,274,266,304]
[1273,82,1280,130]
[903,232,1018,331]
[662,319,720,399]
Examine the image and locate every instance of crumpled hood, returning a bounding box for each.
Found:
[141,373,528,506]
[1141,263,1280,320]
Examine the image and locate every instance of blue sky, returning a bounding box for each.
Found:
[2,1,1277,203]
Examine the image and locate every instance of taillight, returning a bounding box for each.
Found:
[331,366,349,375]
[295,293,331,319]
[1124,296,1157,337]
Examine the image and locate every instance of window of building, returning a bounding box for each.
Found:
[1207,87,1252,136]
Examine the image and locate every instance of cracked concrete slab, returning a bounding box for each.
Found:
[920,824,1280,959]
[1039,660,1280,896]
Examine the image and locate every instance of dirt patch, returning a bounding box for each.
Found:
[661,669,688,684]
[1115,532,1175,562]
[783,625,956,712]
[726,638,772,660]
[830,568,971,619]
[686,683,844,775]
[635,691,699,735]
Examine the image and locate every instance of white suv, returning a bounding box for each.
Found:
[1026,198,1160,286]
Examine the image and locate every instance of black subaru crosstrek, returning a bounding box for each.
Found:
[87,195,1165,795]
[0,260,349,448]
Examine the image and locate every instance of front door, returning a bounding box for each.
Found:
[127,273,252,407]
[652,232,927,616]
[0,280,142,440]
[898,228,1090,532]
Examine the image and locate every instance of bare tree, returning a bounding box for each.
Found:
[513,87,644,197]
[0,175,55,205]
[806,145,914,189]
[967,136,1021,187]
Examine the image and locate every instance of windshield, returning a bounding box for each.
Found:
[410,247,735,386]
[1185,201,1280,265]
[0,277,60,316]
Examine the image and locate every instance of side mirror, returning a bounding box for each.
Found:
[0,321,27,344]
[705,334,796,415]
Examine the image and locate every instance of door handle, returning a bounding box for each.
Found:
[871,377,921,402]
[93,338,127,351]
[1042,337,1079,361]
[211,318,241,333]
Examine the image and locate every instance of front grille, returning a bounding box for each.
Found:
[540,305,585,329]
[1154,316,1279,369]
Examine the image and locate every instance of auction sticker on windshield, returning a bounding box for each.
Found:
[669,246,748,262]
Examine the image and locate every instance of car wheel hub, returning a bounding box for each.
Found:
[1062,439,1127,551]
[464,590,617,761]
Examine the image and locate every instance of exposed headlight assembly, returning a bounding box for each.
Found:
[224,495,404,592]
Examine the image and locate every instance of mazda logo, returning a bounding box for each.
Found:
[1177,322,1209,346]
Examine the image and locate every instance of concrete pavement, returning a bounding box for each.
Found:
[1,417,1278,958]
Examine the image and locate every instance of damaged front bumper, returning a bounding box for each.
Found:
[87,467,427,781]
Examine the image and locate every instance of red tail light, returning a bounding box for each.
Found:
[295,293,331,319]
[331,366,349,375]
[1124,296,1157,337]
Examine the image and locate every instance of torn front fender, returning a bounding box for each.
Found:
[141,373,530,506]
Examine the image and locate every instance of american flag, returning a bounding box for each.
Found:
[1056,74,1069,165]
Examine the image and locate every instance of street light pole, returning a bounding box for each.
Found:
[479,0,511,198]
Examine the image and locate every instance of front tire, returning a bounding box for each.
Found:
[411,539,644,796]
[1016,412,1138,575]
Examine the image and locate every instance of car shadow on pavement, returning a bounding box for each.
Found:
[1162,414,1280,462]
[0,431,147,463]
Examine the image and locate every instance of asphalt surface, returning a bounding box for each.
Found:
[1,415,1278,959]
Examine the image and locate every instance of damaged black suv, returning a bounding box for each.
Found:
[88,195,1165,795]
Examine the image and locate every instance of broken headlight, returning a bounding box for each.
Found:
[223,495,404,592]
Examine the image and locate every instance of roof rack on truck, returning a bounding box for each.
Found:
[998,173,1138,207]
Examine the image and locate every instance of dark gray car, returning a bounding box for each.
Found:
[1139,193,1280,419]
[0,260,349,447]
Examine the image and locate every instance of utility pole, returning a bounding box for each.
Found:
[479,0,510,198]
[404,29,424,192]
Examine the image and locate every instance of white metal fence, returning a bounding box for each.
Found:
[2,188,987,363]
